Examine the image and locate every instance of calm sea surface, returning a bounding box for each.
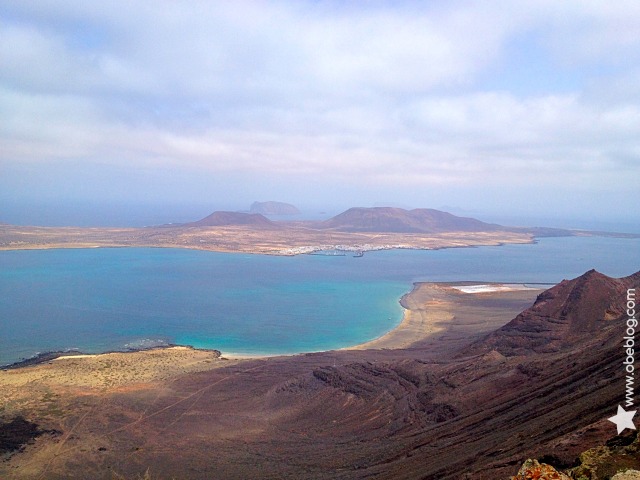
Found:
[1,236,639,366]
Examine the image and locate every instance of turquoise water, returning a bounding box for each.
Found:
[1,236,639,366]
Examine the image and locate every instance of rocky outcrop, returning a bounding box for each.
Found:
[568,431,640,479]
[612,471,640,480]
[510,432,640,479]
[466,269,640,356]
[510,459,571,479]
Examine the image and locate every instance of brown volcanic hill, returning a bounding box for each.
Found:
[187,211,277,228]
[249,201,300,215]
[5,271,640,479]
[320,207,502,233]
[466,269,640,356]
[252,270,640,478]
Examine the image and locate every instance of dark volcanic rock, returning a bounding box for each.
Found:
[0,417,54,456]
[320,207,502,233]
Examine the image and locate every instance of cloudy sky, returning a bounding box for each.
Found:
[1,1,639,227]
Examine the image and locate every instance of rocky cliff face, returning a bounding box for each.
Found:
[467,269,640,356]
[260,269,640,478]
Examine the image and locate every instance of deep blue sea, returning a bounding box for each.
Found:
[1,236,639,366]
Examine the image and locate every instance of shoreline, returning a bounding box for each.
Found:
[2,282,546,370]
[0,240,535,256]
[345,282,546,351]
[0,223,537,256]
[1,344,222,371]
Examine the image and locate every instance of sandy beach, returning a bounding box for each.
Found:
[346,282,544,351]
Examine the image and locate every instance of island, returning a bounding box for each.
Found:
[0,206,600,255]
[249,200,301,215]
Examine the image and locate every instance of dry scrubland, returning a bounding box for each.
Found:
[0,223,534,255]
[1,348,227,421]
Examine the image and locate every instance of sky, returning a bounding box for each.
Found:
[1,1,639,228]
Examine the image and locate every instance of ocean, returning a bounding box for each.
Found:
[1,236,639,366]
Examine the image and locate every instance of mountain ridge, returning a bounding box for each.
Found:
[320,206,503,233]
[465,269,638,357]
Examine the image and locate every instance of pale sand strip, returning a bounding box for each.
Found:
[449,284,547,294]
[346,284,454,350]
[345,283,545,351]
[53,354,98,361]
[219,352,272,360]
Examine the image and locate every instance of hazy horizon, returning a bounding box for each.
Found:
[2,2,639,229]
[2,199,639,234]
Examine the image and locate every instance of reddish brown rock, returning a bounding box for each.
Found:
[466,269,640,356]
[510,459,571,479]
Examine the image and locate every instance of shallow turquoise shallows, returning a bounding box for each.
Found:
[1,236,639,366]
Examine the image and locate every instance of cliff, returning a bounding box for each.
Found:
[467,269,640,356]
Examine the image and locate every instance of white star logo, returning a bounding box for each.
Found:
[608,405,637,434]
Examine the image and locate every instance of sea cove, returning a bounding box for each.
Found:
[1,236,639,366]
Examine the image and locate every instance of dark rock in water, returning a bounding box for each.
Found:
[1,351,78,370]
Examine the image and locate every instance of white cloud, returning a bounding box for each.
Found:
[1,0,639,215]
